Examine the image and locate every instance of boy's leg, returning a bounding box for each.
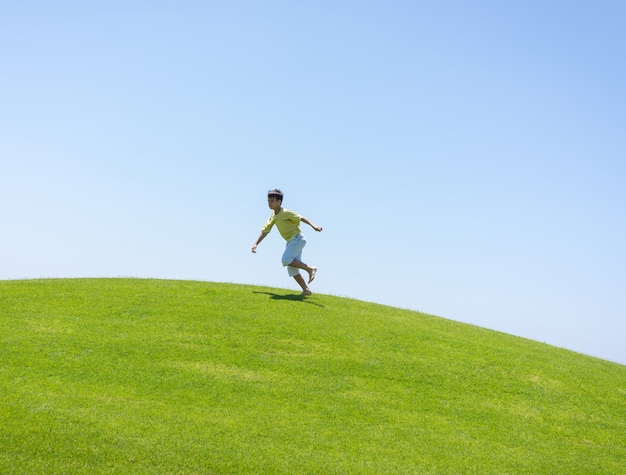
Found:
[293,274,312,296]
[288,258,317,283]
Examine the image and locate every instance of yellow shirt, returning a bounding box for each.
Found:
[262,208,302,241]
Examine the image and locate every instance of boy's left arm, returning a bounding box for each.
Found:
[301,216,323,232]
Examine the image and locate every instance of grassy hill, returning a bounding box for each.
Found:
[1,278,624,473]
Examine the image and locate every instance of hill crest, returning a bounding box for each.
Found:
[1,278,624,473]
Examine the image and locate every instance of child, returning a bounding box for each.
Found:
[252,189,323,296]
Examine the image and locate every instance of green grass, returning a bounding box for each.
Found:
[1,278,625,474]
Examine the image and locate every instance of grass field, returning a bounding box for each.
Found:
[1,278,625,473]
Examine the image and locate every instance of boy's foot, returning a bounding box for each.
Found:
[301,289,312,296]
[308,267,317,284]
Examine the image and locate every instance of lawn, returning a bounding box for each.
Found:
[1,278,625,473]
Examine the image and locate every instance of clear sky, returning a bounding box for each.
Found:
[2,1,625,365]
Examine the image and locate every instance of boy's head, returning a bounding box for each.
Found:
[267,189,283,212]
[267,189,283,203]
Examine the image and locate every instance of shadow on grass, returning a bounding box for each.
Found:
[253,291,325,308]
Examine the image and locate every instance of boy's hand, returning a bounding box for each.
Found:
[251,244,257,253]
[301,217,322,233]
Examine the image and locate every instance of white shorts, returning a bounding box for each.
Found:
[282,233,306,277]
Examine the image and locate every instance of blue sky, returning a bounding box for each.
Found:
[2,1,625,365]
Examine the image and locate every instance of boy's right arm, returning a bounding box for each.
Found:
[251,232,268,253]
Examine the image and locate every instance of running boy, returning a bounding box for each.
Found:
[252,189,322,296]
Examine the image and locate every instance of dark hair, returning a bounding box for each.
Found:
[267,189,283,201]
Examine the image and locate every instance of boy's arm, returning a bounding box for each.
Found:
[251,232,268,253]
[301,217,323,232]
